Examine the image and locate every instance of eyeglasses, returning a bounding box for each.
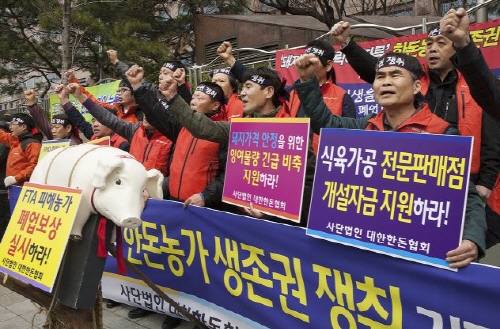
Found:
[116,88,131,94]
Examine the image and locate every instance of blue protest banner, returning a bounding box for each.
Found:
[308,129,472,269]
[102,199,497,329]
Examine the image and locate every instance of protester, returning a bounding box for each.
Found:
[124,70,228,209]
[25,89,82,145]
[0,113,42,187]
[293,50,486,268]
[330,13,500,204]
[65,83,172,178]
[0,121,10,241]
[439,9,500,122]
[210,67,244,119]
[54,84,130,151]
[126,65,316,227]
[108,49,193,106]
[66,69,143,124]
[216,40,357,153]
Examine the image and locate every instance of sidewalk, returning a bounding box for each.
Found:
[0,284,194,329]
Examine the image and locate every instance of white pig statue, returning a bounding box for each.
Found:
[29,144,163,239]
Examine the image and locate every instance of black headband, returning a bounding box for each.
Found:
[12,117,27,124]
[212,68,231,76]
[305,46,327,58]
[162,62,179,72]
[51,118,70,126]
[376,54,421,78]
[248,74,272,87]
[196,84,222,102]
[428,28,441,37]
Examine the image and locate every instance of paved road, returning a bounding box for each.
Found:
[0,284,194,329]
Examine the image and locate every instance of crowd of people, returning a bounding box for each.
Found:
[0,7,499,329]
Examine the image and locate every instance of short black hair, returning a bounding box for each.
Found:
[52,113,72,127]
[242,68,283,108]
[196,81,225,104]
[306,39,337,83]
[376,52,423,80]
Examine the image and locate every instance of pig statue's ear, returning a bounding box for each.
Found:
[92,156,125,189]
[145,169,163,200]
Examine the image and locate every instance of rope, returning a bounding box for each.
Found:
[107,246,209,329]
[44,147,71,184]
[67,146,105,187]
[45,247,70,329]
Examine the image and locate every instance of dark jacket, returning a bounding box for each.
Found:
[146,93,316,226]
[63,103,130,151]
[294,77,457,135]
[0,144,8,190]
[294,75,486,257]
[131,85,226,207]
[339,38,500,190]
[28,104,82,145]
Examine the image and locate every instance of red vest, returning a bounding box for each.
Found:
[420,64,482,174]
[116,105,140,124]
[288,81,347,153]
[365,104,451,134]
[129,125,172,176]
[225,94,244,120]
[169,128,221,201]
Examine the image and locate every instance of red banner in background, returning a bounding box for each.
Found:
[276,19,500,117]
[275,48,304,86]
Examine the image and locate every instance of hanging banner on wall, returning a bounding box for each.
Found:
[275,19,500,117]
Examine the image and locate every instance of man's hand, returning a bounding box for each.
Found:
[66,83,86,103]
[446,239,478,268]
[24,89,37,106]
[125,65,144,90]
[242,202,266,219]
[330,21,351,46]
[440,8,471,48]
[64,70,76,83]
[173,68,186,86]
[183,194,205,208]
[106,49,119,64]
[159,74,178,100]
[294,53,321,82]
[217,41,236,67]
[4,176,17,187]
[54,84,70,104]
[476,185,491,201]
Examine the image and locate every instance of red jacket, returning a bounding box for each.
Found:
[365,104,452,134]
[288,81,347,153]
[129,125,172,177]
[420,64,482,174]
[169,127,221,202]
[0,130,42,184]
[90,133,129,150]
[225,94,244,120]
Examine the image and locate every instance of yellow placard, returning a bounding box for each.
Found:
[38,139,71,160]
[0,183,82,292]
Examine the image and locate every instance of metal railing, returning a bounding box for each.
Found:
[187,0,498,86]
